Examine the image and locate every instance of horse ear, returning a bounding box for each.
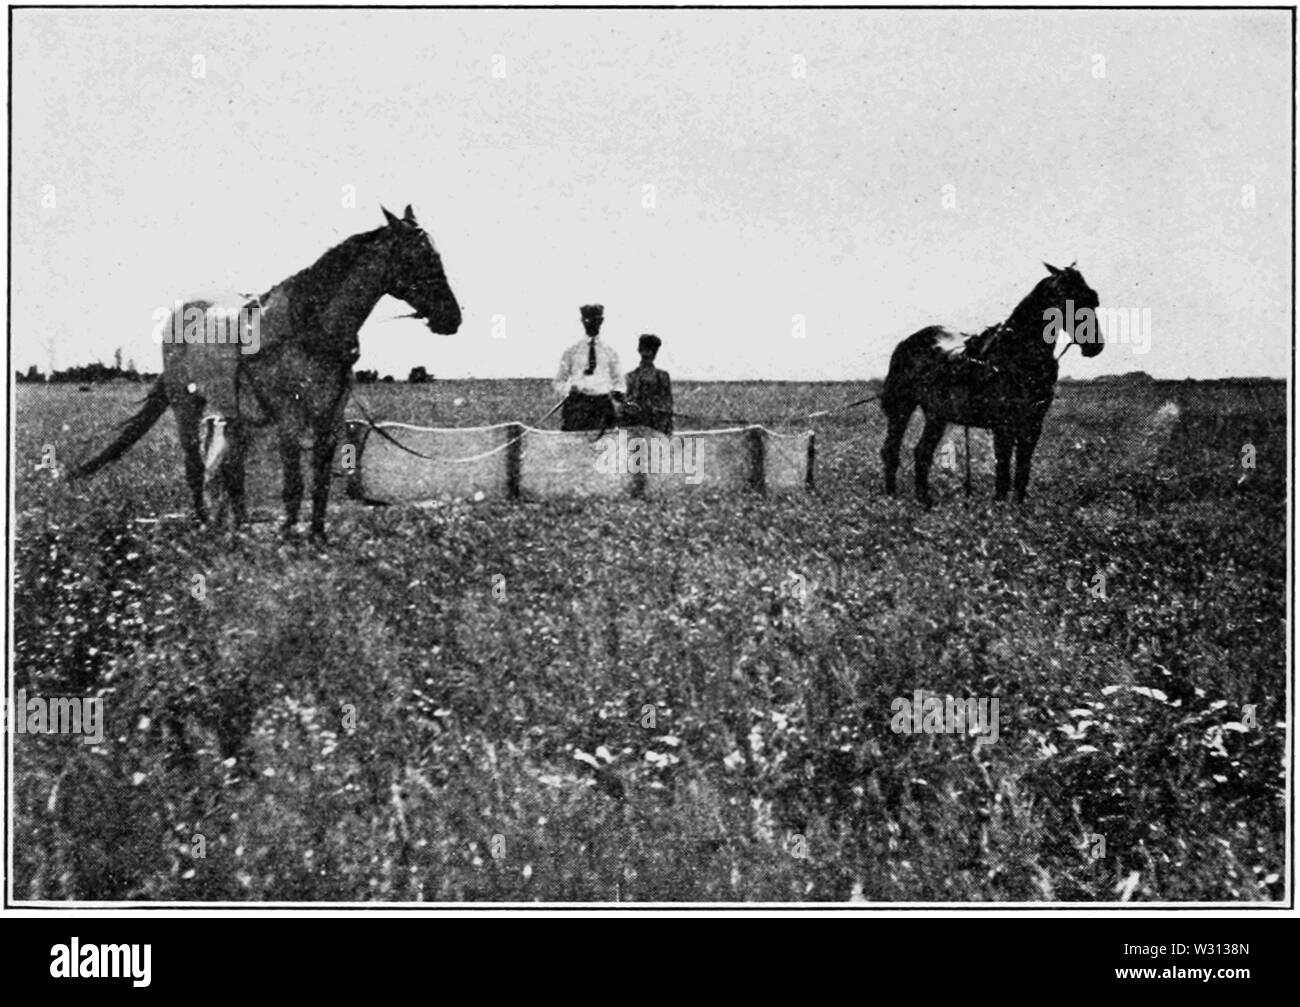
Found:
[1043,261,1062,276]
[382,206,401,228]
[403,205,418,224]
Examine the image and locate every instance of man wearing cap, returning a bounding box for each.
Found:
[554,304,626,431]
[623,334,674,435]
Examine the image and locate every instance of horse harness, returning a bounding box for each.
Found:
[200,291,356,461]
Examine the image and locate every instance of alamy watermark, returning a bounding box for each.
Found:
[1044,300,1150,355]
[150,300,261,354]
[50,939,151,987]
[11,688,104,745]
[595,429,705,484]
[890,691,1000,747]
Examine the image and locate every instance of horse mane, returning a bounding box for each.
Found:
[1003,275,1060,333]
[970,272,1079,358]
[265,226,391,334]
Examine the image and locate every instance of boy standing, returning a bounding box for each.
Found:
[624,334,673,435]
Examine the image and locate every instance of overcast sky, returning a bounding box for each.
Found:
[10,8,1292,381]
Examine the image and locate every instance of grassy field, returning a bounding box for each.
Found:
[11,377,1288,902]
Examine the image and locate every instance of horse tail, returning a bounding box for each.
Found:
[71,378,170,477]
[880,340,911,413]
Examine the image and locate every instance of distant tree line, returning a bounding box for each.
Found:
[355,367,430,384]
[16,362,155,385]
[16,358,431,386]
[16,346,158,385]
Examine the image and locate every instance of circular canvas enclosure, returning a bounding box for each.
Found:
[342,421,813,504]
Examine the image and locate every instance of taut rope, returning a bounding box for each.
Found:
[348,393,566,464]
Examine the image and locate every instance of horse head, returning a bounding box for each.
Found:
[382,205,462,335]
[1042,261,1103,358]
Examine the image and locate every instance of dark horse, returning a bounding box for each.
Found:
[74,205,461,539]
[881,262,1102,506]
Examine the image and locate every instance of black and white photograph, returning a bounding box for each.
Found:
[4,3,1293,915]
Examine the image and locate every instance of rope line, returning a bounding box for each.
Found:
[348,387,880,466]
[347,397,567,465]
[663,390,881,428]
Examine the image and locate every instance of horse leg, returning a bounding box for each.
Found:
[278,425,304,533]
[881,402,915,496]
[1013,433,1040,503]
[913,414,947,508]
[201,417,230,525]
[307,428,339,542]
[175,407,208,525]
[220,422,251,528]
[993,427,1014,501]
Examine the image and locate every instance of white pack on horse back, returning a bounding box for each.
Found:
[73,205,462,539]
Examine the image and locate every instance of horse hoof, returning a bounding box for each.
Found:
[308,527,329,546]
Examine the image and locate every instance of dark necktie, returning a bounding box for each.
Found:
[584,338,597,376]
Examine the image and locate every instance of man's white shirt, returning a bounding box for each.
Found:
[554,339,626,396]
